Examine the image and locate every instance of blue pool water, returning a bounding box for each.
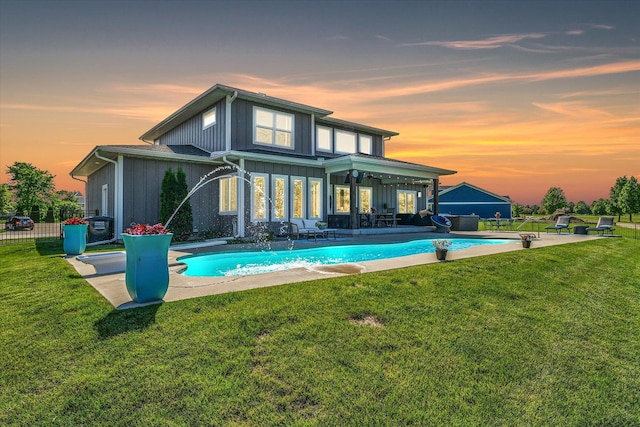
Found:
[178,238,512,277]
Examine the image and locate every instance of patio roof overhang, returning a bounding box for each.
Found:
[323,154,456,184]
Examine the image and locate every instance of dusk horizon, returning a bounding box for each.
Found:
[1,0,638,206]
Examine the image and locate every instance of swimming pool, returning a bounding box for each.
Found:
[178,238,512,277]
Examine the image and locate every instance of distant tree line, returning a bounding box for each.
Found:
[1,162,84,221]
[512,176,640,221]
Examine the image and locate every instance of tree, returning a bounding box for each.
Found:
[541,187,567,215]
[55,190,84,221]
[0,184,14,215]
[574,200,590,214]
[512,203,524,218]
[160,167,193,241]
[591,198,610,216]
[609,176,628,220]
[160,168,178,224]
[618,176,640,221]
[6,162,56,218]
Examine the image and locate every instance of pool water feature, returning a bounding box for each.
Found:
[178,238,512,277]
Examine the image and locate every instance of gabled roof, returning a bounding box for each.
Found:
[70,144,213,177]
[436,182,511,202]
[70,144,456,184]
[139,84,333,142]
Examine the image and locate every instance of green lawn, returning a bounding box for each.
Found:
[1,238,639,426]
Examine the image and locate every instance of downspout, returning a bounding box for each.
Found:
[70,174,88,211]
[222,155,244,238]
[225,91,238,151]
[94,151,122,243]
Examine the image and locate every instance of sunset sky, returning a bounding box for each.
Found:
[1,0,638,205]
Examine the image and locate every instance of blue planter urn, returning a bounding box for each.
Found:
[63,224,88,256]
[122,233,173,303]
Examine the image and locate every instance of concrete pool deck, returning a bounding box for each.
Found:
[65,230,604,310]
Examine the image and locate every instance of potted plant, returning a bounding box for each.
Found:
[519,233,535,248]
[432,239,451,261]
[122,223,173,303]
[62,217,89,256]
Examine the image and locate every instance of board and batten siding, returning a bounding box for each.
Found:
[121,157,222,232]
[86,163,115,217]
[158,99,226,152]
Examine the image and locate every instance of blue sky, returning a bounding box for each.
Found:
[1,0,638,204]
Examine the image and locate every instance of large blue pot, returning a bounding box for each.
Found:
[122,233,173,303]
[63,224,88,256]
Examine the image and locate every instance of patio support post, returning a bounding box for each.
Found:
[349,170,358,229]
[433,179,439,215]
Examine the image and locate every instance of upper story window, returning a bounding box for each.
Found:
[203,107,217,129]
[254,107,294,148]
[316,126,333,152]
[335,130,357,154]
[359,134,372,155]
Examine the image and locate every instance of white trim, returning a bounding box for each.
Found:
[202,106,217,129]
[308,177,323,220]
[253,106,294,149]
[250,173,269,222]
[290,175,307,219]
[334,184,350,214]
[316,125,333,153]
[397,189,417,214]
[271,174,289,221]
[358,134,372,155]
[358,186,372,213]
[219,176,238,214]
[334,129,357,154]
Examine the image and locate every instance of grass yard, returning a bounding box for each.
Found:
[1,238,639,426]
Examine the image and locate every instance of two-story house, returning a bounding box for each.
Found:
[70,84,456,240]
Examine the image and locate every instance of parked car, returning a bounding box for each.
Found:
[5,216,34,231]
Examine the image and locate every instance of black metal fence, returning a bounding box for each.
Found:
[0,210,104,246]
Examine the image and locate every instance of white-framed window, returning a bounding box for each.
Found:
[251,173,268,221]
[219,176,237,213]
[334,185,350,214]
[397,190,417,214]
[203,107,217,129]
[309,178,323,220]
[254,106,294,148]
[359,187,372,213]
[359,134,372,155]
[316,126,333,152]
[290,176,306,219]
[335,130,357,154]
[271,174,289,220]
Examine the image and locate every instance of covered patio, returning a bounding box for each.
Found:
[323,154,456,230]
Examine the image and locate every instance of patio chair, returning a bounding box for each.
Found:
[586,216,614,235]
[545,215,572,234]
[431,215,452,233]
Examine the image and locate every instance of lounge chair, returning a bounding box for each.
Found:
[545,215,572,233]
[431,215,452,233]
[586,216,614,235]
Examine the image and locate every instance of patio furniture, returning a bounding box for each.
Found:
[586,216,614,235]
[545,215,572,234]
[431,215,452,233]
